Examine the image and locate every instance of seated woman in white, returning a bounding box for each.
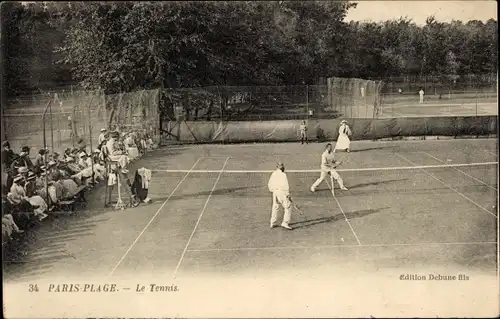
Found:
[11,175,48,220]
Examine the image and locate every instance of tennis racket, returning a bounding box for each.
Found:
[288,196,307,220]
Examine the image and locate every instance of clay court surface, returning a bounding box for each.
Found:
[4,138,498,280]
[379,97,497,117]
[3,138,499,317]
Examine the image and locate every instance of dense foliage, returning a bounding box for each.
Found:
[2,1,497,95]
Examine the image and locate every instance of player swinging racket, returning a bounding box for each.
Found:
[268,162,293,230]
[310,143,348,193]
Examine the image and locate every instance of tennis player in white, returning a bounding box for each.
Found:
[268,162,293,230]
[310,143,348,192]
[334,120,351,152]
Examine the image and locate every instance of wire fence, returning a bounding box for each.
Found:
[2,75,497,149]
[3,89,160,155]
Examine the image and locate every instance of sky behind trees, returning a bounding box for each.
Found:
[346,1,496,25]
[5,1,497,95]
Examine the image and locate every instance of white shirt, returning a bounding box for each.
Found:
[339,124,351,136]
[419,90,424,96]
[321,150,336,170]
[268,169,290,195]
[106,138,116,154]
[98,133,106,145]
[299,123,307,132]
[78,158,87,169]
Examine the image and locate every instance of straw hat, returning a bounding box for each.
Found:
[101,128,107,132]
[18,167,29,174]
[27,172,36,181]
[341,120,347,124]
[13,175,23,183]
[47,161,56,168]
[66,157,75,163]
[79,152,87,158]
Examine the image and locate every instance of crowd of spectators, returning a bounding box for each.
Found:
[2,127,155,246]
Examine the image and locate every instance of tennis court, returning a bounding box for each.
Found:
[3,138,498,317]
[4,138,497,281]
[379,98,498,117]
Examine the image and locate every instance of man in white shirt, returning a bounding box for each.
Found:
[419,88,425,104]
[98,128,107,145]
[268,162,293,230]
[310,143,348,192]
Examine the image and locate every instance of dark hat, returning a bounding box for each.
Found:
[2,141,10,148]
[22,146,30,152]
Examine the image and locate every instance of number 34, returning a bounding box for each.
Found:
[29,284,39,292]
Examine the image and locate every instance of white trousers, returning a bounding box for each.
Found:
[270,191,292,225]
[311,168,345,190]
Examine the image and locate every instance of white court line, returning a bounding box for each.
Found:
[151,162,498,174]
[395,153,498,219]
[325,179,362,246]
[390,102,496,109]
[109,157,203,277]
[172,157,230,279]
[483,149,498,157]
[186,241,497,252]
[421,152,498,192]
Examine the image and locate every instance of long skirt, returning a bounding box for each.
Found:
[27,196,48,216]
[131,172,149,201]
[61,179,79,199]
[336,133,350,150]
[127,147,139,160]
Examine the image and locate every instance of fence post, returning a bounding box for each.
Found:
[42,98,53,207]
[87,94,95,184]
[475,87,478,117]
[306,85,309,123]
[50,95,54,152]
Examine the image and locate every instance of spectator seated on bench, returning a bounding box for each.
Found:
[24,172,49,217]
[2,191,24,245]
[10,175,48,221]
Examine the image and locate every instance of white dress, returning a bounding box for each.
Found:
[336,124,351,150]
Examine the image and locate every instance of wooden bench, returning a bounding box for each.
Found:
[52,200,75,215]
[73,185,87,205]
